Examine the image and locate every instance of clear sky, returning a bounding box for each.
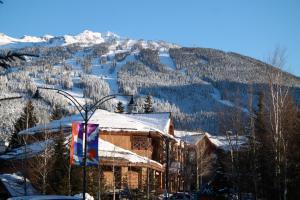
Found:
[0,0,299,76]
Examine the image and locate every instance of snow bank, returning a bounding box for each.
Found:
[74,193,94,200]
[0,172,38,197]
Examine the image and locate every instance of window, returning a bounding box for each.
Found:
[132,136,151,150]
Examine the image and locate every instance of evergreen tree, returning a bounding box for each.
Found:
[51,105,65,121]
[143,95,153,113]
[115,101,124,113]
[254,92,273,198]
[49,129,69,194]
[287,110,300,199]
[255,92,266,134]
[9,101,38,149]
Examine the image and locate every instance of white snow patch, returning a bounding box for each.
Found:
[174,130,205,145]
[159,52,176,70]
[0,140,53,160]
[204,133,248,151]
[0,172,38,197]
[211,87,249,113]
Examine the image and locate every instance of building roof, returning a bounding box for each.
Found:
[0,137,163,171]
[99,138,163,170]
[174,130,205,145]
[175,130,248,151]
[202,133,248,151]
[19,110,173,139]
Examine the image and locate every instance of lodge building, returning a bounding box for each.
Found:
[3,109,185,195]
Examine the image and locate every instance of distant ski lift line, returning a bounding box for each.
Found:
[0,96,22,102]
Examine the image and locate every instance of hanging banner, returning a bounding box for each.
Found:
[70,122,99,166]
[86,123,99,166]
[70,122,84,166]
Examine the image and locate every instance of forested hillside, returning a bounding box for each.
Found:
[0,31,299,141]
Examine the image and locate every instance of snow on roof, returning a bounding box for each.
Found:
[99,138,162,168]
[19,110,172,138]
[174,130,205,145]
[127,112,171,135]
[202,133,248,151]
[174,130,248,151]
[0,172,38,197]
[0,137,162,169]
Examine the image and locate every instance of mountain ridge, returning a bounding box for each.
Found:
[0,30,299,141]
[0,30,180,50]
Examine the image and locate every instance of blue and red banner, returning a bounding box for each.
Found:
[86,123,99,166]
[70,122,99,166]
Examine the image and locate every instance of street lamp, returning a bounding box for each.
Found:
[36,86,135,200]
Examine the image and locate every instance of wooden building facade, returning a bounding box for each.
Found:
[12,109,185,195]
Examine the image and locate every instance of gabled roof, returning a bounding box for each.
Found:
[19,110,173,138]
[127,112,171,135]
[203,133,248,151]
[174,130,205,145]
[174,130,248,151]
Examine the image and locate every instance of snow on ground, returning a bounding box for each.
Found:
[33,79,87,106]
[91,54,136,94]
[74,193,94,200]
[3,30,178,115]
[0,172,38,197]
[159,52,176,70]
[210,85,249,113]
[0,139,53,160]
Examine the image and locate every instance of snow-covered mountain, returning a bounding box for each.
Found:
[0,30,299,141]
[0,30,179,50]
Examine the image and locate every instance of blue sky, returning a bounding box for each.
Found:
[0,0,299,76]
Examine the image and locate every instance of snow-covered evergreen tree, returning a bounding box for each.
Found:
[9,101,38,149]
[115,101,124,113]
[143,95,153,113]
[49,129,69,194]
[50,105,66,121]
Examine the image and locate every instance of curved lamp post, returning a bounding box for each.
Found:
[36,86,135,200]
